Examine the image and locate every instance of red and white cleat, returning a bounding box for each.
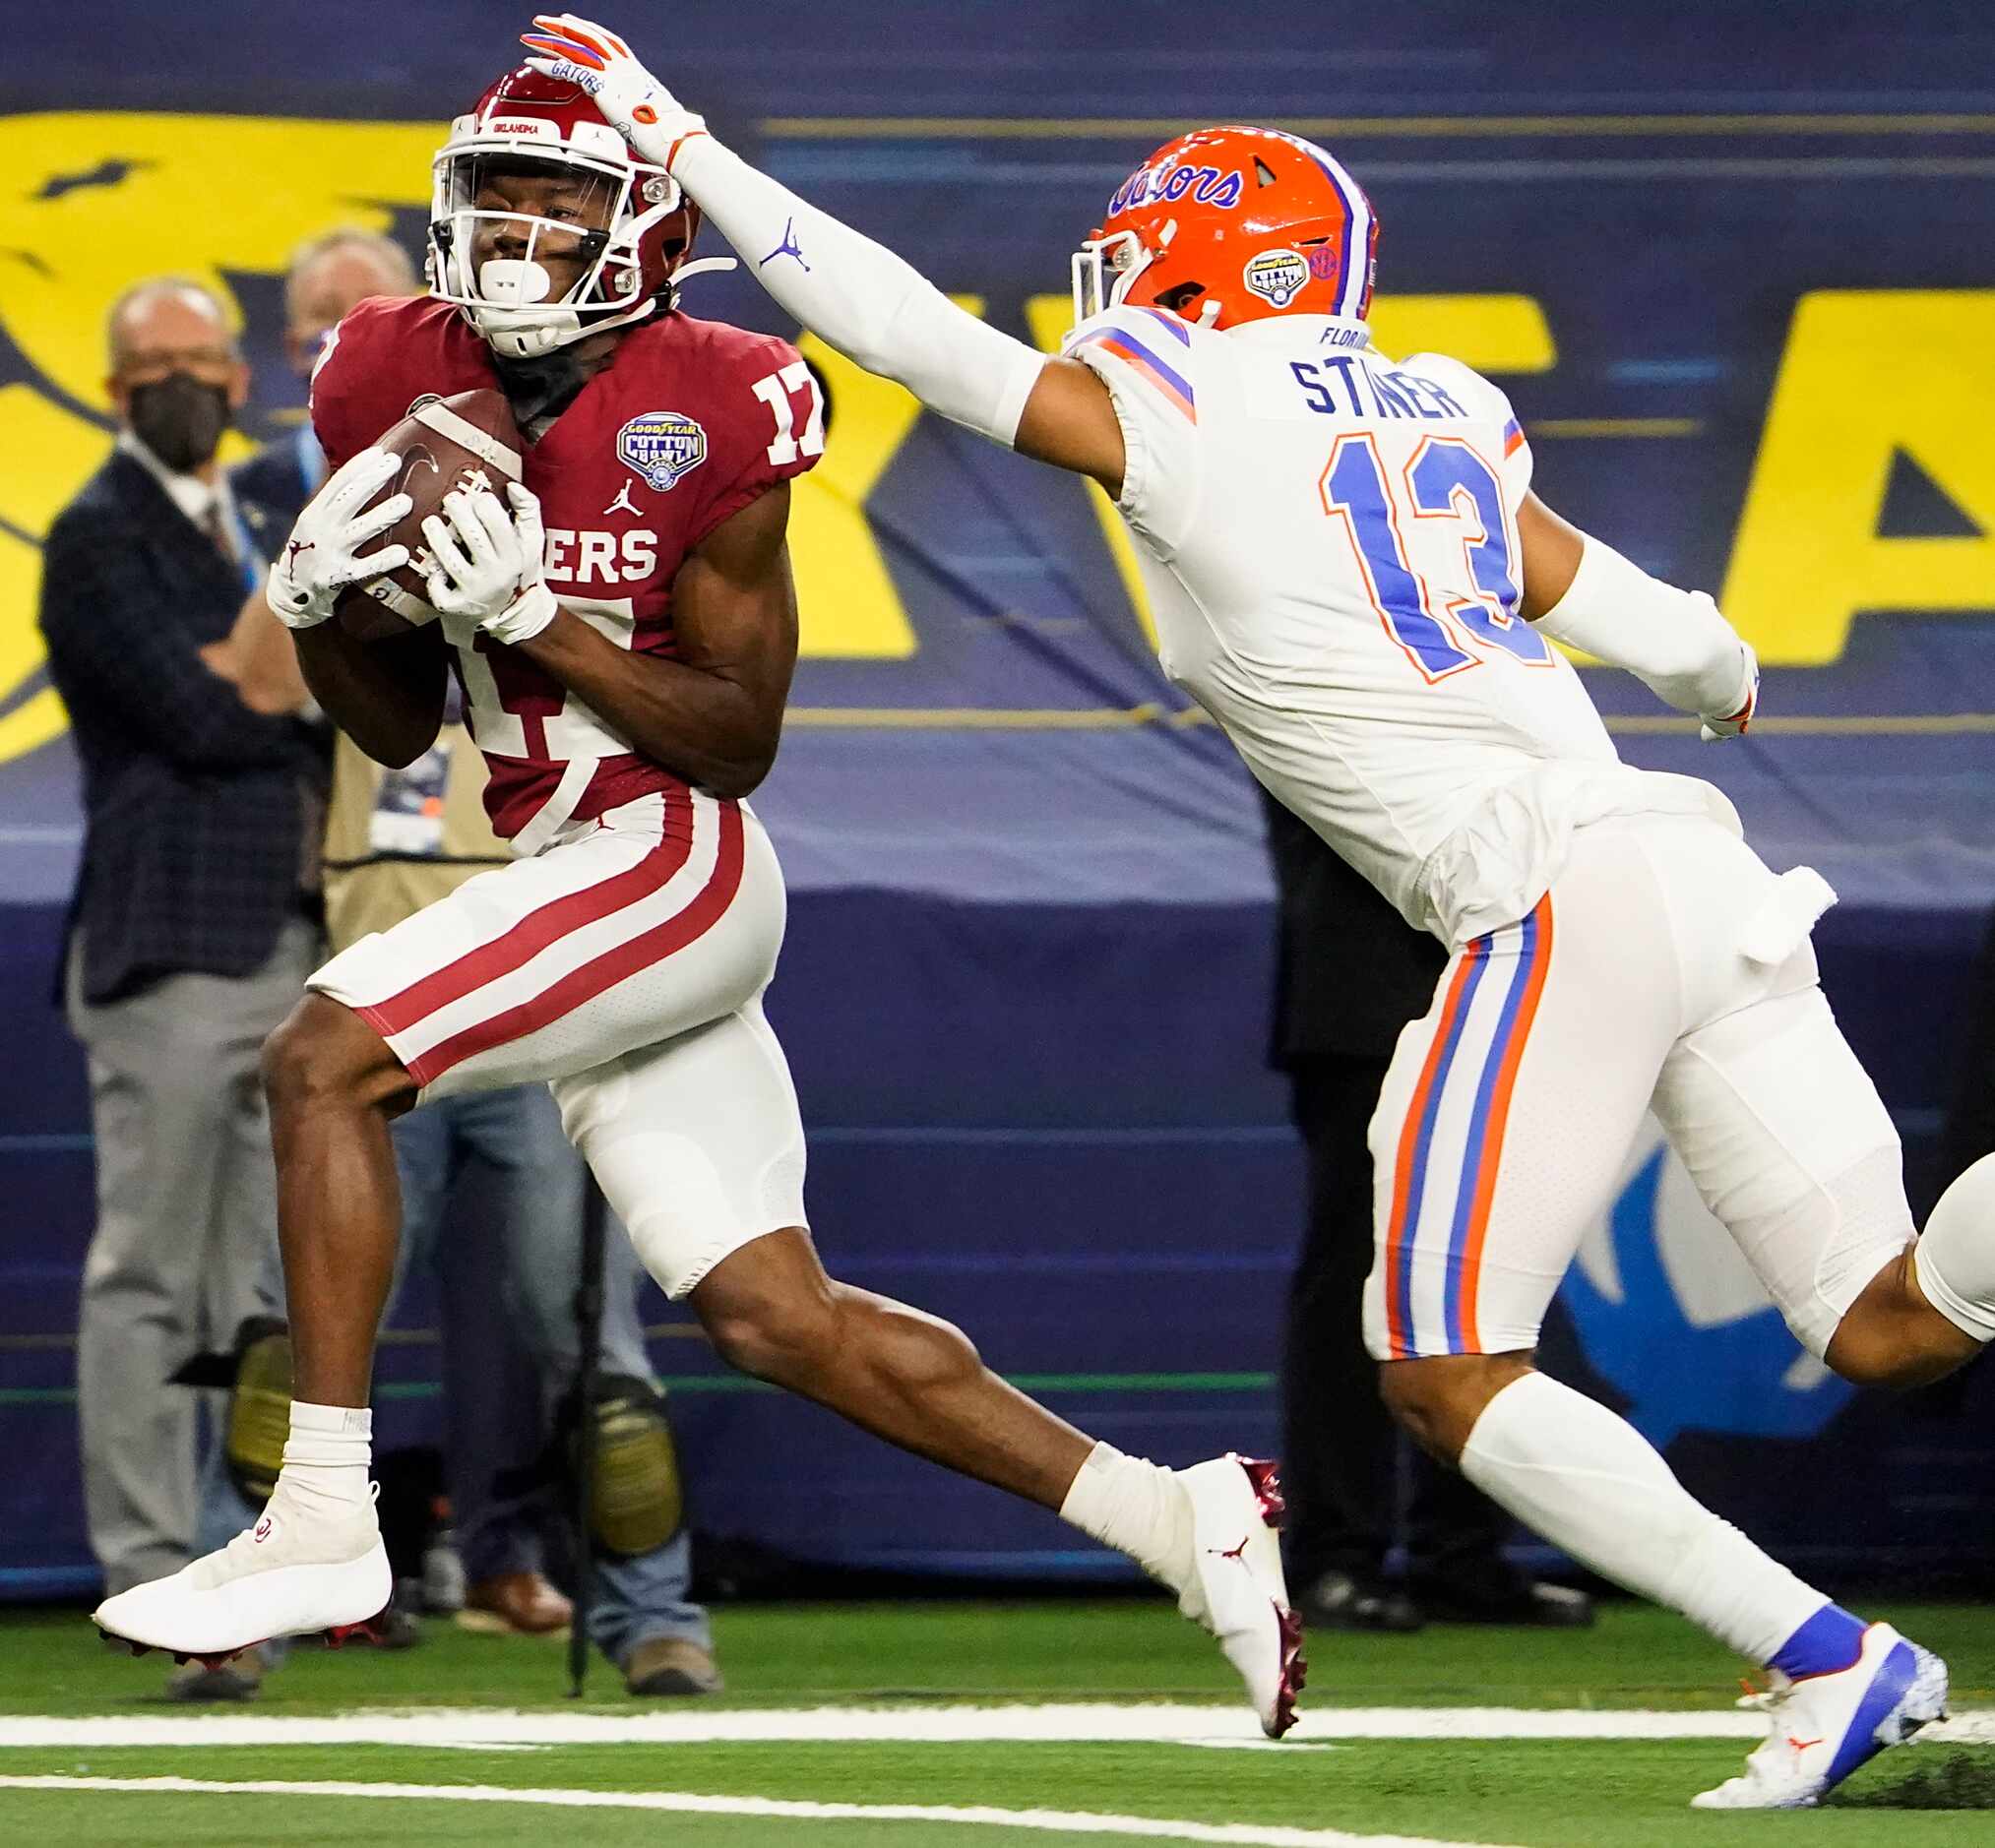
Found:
[94,1486,391,1666]
[1174,1453,1306,1738]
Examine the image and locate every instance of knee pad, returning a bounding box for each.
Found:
[1915,1152,1995,1343]
[1664,992,1912,1359]
[1728,1143,1914,1359]
[574,1374,684,1557]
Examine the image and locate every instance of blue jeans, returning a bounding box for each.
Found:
[204,1081,709,1669]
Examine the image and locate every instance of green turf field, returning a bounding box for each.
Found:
[1,1596,1989,1844]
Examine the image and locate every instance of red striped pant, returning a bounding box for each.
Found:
[311,787,807,1297]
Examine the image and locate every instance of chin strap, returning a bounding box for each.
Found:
[671,255,737,287]
[471,256,741,358]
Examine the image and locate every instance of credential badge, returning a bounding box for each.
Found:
[617,409,708,492]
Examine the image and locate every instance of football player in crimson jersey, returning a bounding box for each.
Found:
[508,10,1995,1810]
[94,62,1305,1741]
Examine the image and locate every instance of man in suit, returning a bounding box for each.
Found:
[1264,792,1593,1631]
[39,277,326,1688]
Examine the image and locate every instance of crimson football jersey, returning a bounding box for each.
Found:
[311,294,823,840]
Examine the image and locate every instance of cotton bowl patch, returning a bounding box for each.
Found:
[1243,249,1310,310]
[617,410,707,492]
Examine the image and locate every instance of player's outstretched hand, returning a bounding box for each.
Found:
[267,447,412,630]
[421,481,559,647]
[1698,641,1759,741]
[520,15,707,171]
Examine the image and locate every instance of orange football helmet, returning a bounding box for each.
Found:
[1072,125,1378,333]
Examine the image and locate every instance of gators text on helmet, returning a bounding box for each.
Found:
[1073,126,1377,335]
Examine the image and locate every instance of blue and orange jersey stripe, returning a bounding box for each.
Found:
[1502,417,1527,459]
[1069,322,1197,423]
[1383,938,1487,1360]
[1448,895,1552,1352]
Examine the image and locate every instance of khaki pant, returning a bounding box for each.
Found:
[68,920,318,1594]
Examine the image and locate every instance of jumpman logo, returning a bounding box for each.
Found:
[603,480,640,517]
[760,216,810,273]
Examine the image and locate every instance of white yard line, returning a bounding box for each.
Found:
[0,1773,1517,1848]
[0,1702,1989,1750]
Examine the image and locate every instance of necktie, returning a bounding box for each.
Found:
[199,495,237,565]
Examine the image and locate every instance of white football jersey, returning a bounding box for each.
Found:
[1065,306,1735,942]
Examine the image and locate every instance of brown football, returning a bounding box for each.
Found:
[334,388,526,642]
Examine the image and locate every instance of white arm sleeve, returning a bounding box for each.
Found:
[672,136,1047,447]
[1533,534,1757,721]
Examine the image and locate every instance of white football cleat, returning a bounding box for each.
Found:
[1692,1623,1948,1810]
[1174,1454,1305,1738]
[94,1484,391,1670]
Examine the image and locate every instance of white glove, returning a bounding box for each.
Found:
[266,447,411,630]
[520,14,707,170]
[1699,641,1759,742]
[420,480,559,647]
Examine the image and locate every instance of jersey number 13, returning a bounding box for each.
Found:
[1318,433,1552,682]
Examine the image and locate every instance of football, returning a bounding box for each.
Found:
[334,388,525,642]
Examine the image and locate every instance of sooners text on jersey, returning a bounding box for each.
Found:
[311,294,822,840]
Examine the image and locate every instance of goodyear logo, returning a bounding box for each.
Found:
[1242,248,1310,310]
[616,408,707,492]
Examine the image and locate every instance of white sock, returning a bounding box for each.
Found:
[1058,1442,1194,1591]
[1915,1152,1995,1341]
[1461,1372,1826,1665]
[275,1400,375,1525]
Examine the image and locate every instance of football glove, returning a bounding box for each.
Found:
[420,479,559,647]
[1699,640,1759,742]
[520,14,708,171]
[265,447,412,631]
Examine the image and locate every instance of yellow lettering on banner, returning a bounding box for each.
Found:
[0,111,439,765]
[1723,291,1995,663]
[1368,295,1558,374]
[0,526,67,761]
[1026,293,1559,647]
[787,298,988,658]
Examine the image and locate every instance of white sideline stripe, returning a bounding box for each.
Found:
[0,1775,1512,1847]
[0,1703,1991,1749]
[0,1708,1986,1748]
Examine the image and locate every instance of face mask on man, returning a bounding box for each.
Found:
[127,371,232,473]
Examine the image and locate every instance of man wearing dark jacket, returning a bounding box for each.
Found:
[1264,791,1592,1631]
[39,277,324,1640]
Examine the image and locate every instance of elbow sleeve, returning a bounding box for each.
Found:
[675,138,1046,446]
[1533,535,1753,718]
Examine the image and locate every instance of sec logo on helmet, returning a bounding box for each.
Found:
[1243,249,1310,310]
[617,410,708,492]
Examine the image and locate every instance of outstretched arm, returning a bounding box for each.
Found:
[520,14,1128,490]
[1516,492,1759,739]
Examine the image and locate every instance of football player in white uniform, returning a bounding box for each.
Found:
[521,12,1995,1808]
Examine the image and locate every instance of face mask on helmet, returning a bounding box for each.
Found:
[1071,229,1152,324]
[430,145,684,359]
